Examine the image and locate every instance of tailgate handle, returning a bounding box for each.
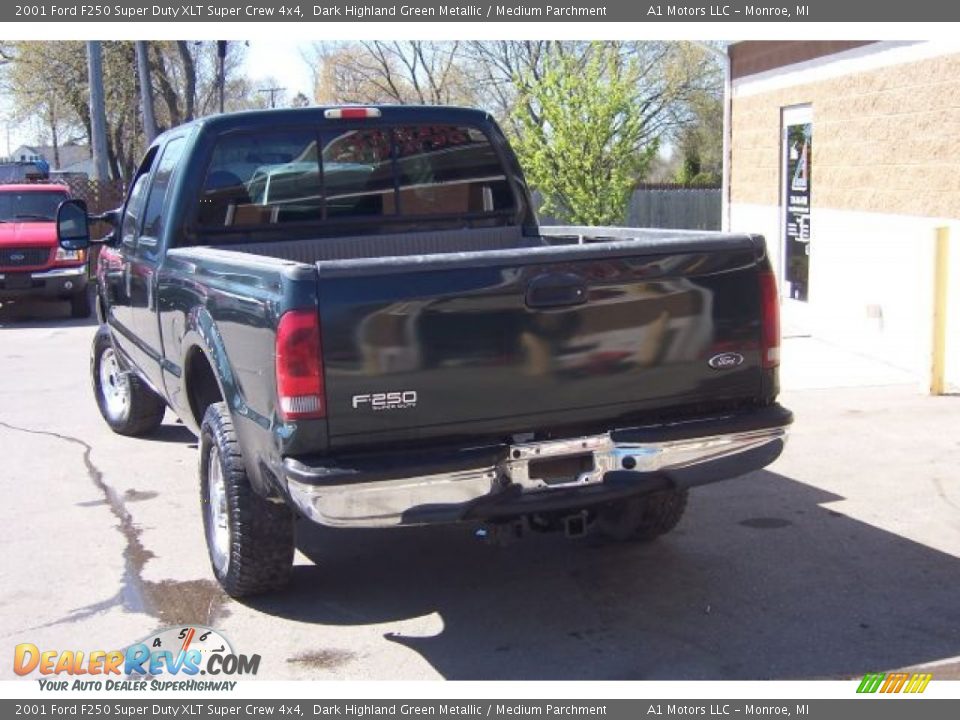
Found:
[525,272,588,309]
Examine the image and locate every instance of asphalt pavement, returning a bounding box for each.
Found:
[2,296,959,680]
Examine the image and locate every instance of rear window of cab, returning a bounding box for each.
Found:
[195,124,515,229]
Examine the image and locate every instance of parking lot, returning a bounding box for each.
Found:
[2,296,959,681]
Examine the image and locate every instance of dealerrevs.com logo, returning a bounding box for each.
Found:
[14,626,259,691]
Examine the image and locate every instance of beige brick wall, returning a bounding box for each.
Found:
[731,53,960,218]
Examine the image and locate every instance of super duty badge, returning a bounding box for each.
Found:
[352,391,418,411]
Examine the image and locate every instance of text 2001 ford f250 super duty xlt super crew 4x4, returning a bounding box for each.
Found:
[57,106,792,597]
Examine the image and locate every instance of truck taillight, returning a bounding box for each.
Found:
[759,270,781,369]
[276,310,326,420]
[323,107,382,119]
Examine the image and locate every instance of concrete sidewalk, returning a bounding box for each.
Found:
[780,335,920,391]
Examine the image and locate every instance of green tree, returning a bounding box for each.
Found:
[673,87,723,186]
[465,41,719,143]
[305,41,476,106]
[1,41,256,179]
[1,42,88,168]
[510,43,660,226]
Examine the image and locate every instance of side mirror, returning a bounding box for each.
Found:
[95,208,121,227]
[57,199,91,251]
[92,207,121,245]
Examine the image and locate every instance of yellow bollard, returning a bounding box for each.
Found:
[930,227,950,395]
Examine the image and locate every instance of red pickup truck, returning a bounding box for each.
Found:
[0,183,90,318]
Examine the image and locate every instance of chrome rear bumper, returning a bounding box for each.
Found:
[284,406,792,528]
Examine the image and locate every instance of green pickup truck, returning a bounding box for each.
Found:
[57,106,791,597]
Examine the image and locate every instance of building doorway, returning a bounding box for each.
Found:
[780,104,813,332]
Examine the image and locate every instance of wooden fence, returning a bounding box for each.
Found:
[21,178,126,277]
[51,177,126,215]
[535,184,722,231]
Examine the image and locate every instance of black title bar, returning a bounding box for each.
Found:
[2,700,960,719]
[0,700,960,720]
[5,0,959,23]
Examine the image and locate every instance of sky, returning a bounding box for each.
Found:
[0,40,687,165]
[243,39,316,104]
[2,40,316,156]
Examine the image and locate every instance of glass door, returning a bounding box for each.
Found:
[781,105,812,304]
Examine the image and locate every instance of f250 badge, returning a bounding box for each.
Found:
[707,352,745,370]
[352,391,418,411]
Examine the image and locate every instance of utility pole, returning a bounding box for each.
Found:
[217,41,227,113]
[86,41,110,181]
[258,87,286,109]
[135,41,158,142]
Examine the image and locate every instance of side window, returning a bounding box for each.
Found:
[140,137,186,243]
[121,148,158,248]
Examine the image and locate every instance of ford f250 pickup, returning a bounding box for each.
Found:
[1,183,90,318]
[57,106,792,597]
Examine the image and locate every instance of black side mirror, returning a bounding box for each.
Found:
[57,199,91,251]
[95,208,121,227]
[92,207,121,245]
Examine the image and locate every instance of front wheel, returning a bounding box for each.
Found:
[200,402,294,597]
[597,489,689,541]
[91,326,166,436]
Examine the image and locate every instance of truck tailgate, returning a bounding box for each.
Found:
[316,235,768,450]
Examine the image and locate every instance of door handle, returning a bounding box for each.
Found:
[525,272,588,309]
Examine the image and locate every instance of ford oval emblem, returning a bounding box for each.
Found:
[708,352,745,370]
[10,253,25,261]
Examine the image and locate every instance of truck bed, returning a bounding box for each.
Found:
[173,226,772,453]
[200,224,752,264]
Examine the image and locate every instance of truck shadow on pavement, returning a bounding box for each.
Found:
[243,469,960,680]
[146,421,197,444]
[0,296,98,329]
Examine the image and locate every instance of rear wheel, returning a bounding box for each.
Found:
[200,402,294,597]
[91,326,166,436]
[597,489,689,541]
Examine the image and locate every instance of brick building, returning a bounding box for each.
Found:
[728,40,959,390]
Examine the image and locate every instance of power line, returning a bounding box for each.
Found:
[258,87,286,109]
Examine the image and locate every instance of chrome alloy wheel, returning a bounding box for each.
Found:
[206,446,231,575]
[99,348,129,420]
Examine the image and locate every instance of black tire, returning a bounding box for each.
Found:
[597,489,689,541]
[200,402,294,597]
[90,326,166,436]
[70,291,91,319]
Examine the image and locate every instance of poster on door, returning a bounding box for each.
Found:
[784,122,811,301]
